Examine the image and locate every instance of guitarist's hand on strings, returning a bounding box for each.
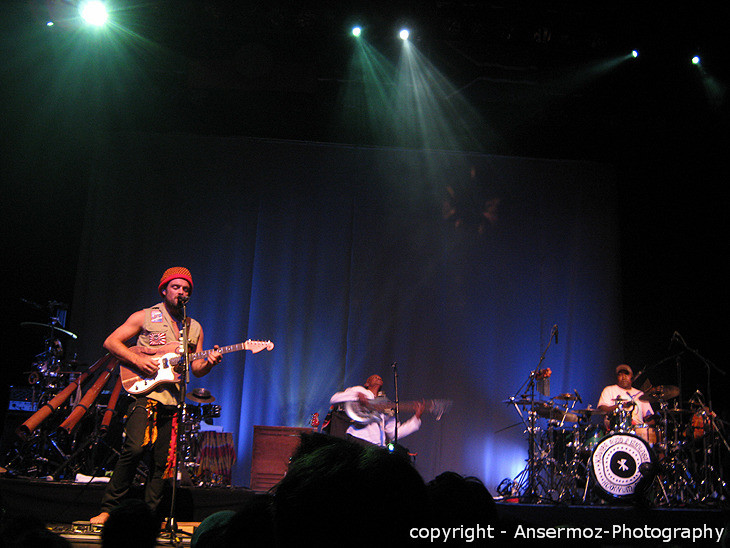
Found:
[207,345,223,367]
[414,399,426,419]
[133,352,160,378]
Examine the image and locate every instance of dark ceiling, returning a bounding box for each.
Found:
[5,1,728,162]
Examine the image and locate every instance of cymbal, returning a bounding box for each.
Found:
[20,322,78,340]
[639,385,679,402]
[572,407,607,416]
[535,402,578,423]
[554,393,579,401]
[187,387,216,403]
[661,408,692,414]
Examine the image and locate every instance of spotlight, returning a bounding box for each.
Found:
[79,1,108,26]
[691,55,701,65]
[631,50,639,58]
[351,26,362,37]
[399,28,410,41]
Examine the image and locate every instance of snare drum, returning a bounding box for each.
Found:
[591,433,655,499]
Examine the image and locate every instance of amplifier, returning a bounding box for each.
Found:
[7,386,39,413]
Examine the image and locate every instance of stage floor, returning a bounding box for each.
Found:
[1,477,728,546]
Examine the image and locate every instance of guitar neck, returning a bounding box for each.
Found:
[370,400,435,412]
[369,398,451,420]
[189,342,247,361]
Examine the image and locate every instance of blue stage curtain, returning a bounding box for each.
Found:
[71,133,621,489]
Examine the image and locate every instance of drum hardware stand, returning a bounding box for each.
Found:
[673,333,727,504]
[49,406,117,480]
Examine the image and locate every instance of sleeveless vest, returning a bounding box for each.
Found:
[138,302,202,406]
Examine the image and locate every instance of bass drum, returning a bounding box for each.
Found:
[591,433,655,499]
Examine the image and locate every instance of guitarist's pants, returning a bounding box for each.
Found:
[100,397,177,516]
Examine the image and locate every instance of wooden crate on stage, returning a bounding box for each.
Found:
[250,425,313,492]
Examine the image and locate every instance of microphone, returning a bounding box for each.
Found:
[178,295,190,305]
[391,362,398,370]
[553,324,558,344]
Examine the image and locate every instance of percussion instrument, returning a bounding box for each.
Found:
[634,424,659,445]
[608,400,635,433]
[582,425,605,454]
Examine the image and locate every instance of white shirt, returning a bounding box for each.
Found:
[329,385,421,446]
[597,384,654,425]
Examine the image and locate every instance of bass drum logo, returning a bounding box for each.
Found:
[591,433,654,498]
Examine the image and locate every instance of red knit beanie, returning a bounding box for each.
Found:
[158,267,193,296]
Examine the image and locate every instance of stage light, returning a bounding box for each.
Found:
[692,55,701,65]
[631,50,639,58]
[351,26,362,38]
[399,28,410,41]
[79,1,108,26]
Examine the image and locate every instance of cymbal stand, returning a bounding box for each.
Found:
[653,404,694,506]
[696,411,728,504]
[673,333,727,503]
[508,326,558,503]
[555,422,588,503]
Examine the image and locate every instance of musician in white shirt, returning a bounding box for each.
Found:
[329,374,424,447]
[597,364,654,430]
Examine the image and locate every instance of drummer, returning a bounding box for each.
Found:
[597,364,654,431]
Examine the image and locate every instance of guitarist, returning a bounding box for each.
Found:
[90,267,222,525]
[329,374,424,448]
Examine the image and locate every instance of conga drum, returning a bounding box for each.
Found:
[197,431,237,486]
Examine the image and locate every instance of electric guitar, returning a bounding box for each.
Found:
[119,339,274,395]
[344,396,452,425]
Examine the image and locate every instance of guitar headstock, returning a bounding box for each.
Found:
[244,339,275,353]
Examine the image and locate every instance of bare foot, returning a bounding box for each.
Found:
[90,512,110,525]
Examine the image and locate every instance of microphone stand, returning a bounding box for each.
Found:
[164,299,191,543]
[391,363,399,446]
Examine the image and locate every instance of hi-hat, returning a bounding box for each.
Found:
[503,398,535,406]
[554,393,580,401]
[535,402,578,422]
[187,387,215,403]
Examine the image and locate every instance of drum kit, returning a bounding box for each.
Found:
[20,318,85,409]
[504,382,728,506]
